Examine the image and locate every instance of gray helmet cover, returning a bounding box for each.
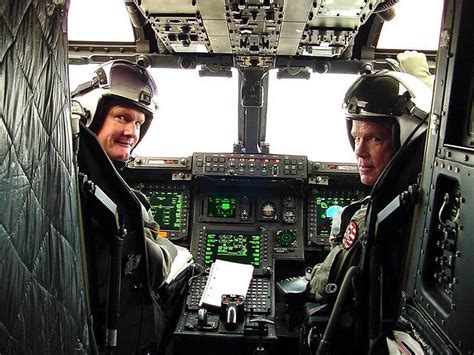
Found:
[71,59,158,147]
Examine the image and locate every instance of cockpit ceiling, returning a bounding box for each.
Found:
[139,0,385,67]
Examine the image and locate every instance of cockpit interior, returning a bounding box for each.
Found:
[3,0,474,354]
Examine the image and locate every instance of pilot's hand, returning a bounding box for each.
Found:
[397,50,434,89]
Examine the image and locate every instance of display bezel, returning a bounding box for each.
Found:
[200,193,252,223]
[314,195,358,237]
[307,188,363,246]
[206,194,238,219]
[146,190,184,231]
[139,184,191,239]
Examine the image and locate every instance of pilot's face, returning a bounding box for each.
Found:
[351,120,395,186]
[96,104,145,161]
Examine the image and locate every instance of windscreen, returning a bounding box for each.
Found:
[266,71,358,162]
[69,66,238,156]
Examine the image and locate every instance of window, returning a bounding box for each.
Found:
[68,0,134,42]
[377,0,443,50]
[69,65,238,157]
[68,0,444,161]
[266,72,357,162]
[134,69,238,157]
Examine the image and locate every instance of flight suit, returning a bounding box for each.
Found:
[133,189,191,351]
[309,198,369,302]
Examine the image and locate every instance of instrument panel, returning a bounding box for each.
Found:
[127,155,364,251]
[125,154,363,350]
[192,152,307,179]
[191,186,305,263]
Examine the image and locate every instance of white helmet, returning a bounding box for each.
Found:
[343,70,432,150]
[71,60,158,145]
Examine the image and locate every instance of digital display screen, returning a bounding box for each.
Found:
[207,195,237,218]
[203,233,261,267]
[315,196,357,236]
[146,191,183,231]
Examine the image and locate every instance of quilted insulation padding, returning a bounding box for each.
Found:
[1,0,90,353]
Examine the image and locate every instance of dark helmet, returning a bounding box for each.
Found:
[343,70,432,151]
[71,59,158,146]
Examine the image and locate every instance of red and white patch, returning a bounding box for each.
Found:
[342,221,358,249]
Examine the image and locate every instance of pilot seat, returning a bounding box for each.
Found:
[278,128,428,354]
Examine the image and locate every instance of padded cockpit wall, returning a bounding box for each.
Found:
[0,0,89,353]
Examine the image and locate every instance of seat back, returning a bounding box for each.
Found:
[364,130,427,334]
[299,131,428,354]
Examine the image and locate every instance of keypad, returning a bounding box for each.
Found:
[187,276,271,314]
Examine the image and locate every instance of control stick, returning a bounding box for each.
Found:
[220,294,245,331]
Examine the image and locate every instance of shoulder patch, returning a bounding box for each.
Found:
[342,221,358,249]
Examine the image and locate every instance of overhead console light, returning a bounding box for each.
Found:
[276,67,310,80]
[312,61,329,74]
[359,62,374,75]
[136,55,151,68]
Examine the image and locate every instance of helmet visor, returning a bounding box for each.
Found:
[97,60,158,115]
[343,74,402,118]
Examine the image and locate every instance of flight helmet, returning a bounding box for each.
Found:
[342,70,432,151]
[71,59,158,146]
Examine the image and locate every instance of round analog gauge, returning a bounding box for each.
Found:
[261,202,276,219]
[276,230,297,247]
[282,209,297,224]
[282,196,296,209]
